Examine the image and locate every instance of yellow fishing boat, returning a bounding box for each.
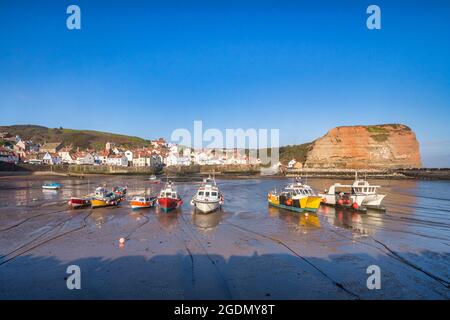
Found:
[268,178,321,213]
[90,187,121,209]
[91,198,114,209]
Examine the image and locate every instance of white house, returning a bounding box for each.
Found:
[288,159,297,168]
[165,154,191,166]
[193,151,209,165]
[124,150,134,163]
[95,150,110,165]
[169,145,179,155]
[107,155,128,167]
[131,151,150,167]
[73,152,95,165]
[58,151,75,164]
[42,152,61,165]
[183,148,191,157]
[112,147,124,155]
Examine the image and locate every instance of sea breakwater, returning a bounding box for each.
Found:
[286,168,450,180]
[0,163,261,177]
[1,163,450,180]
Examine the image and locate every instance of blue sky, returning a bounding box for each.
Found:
[0,0,449,166]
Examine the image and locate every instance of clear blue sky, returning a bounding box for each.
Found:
[0,0,449,166]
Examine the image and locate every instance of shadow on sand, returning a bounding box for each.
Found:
[0,250,448,300]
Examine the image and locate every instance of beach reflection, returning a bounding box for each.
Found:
[155,209,180,230]
[268,206,321,230]
[319,205,383,235]
[192,211,224,231]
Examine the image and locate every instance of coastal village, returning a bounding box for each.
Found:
[0,132,264,169]
[0,123,427,174]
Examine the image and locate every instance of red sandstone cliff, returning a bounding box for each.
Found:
[303,124,422,169]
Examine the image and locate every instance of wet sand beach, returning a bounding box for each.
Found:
[0,175,449,299]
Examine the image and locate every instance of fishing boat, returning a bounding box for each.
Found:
[42,182,62,190]
[190,176,224,214]
[91,187,121,209]
[130,195,157,209]
[113,186,127,196]
[319,173,386,211]
[68,196,91,209]
[148,175,161,184]
[157,181,182,212]
[268,177,321,213]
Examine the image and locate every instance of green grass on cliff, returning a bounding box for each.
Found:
[0,125,151,150]
[367,126,389,134]
[370,133,389,142]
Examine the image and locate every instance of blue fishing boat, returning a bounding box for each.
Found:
[42,182,62,190]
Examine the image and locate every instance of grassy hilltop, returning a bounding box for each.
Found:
[0,125,151,150]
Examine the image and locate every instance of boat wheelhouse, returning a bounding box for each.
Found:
[190,176,224,214]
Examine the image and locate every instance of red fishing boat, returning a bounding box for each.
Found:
[157,181,182,212]
[68,197,91,209]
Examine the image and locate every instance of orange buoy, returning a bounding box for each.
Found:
[352,203,359,210]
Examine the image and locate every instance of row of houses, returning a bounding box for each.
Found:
[24,147,165,167]
[0,147,19,164]
[1,136,168,167]
[1,133,267,167]
[164,145,260,166]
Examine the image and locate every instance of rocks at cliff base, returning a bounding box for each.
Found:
[303,124,422,169]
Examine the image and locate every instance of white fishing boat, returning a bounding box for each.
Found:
[319,173,386,211]
[148,174,161,184]
[190,176,224,214]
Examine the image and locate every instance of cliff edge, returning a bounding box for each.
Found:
[303,124,422,169]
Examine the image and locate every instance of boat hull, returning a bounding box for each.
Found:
[130,199,156,209]
[68,197,90,208]
[91,198,117,209]
[268,201,318,213]
[193,200,221,214]
[268,193,321,213]
[158,197,180,212]
[42,186,60,190]
[362,194,386,206]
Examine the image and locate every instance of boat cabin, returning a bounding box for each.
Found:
[285,183,316,196]
[351,180,380,195]
[132,196,149,202]
[196,188,219,199]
